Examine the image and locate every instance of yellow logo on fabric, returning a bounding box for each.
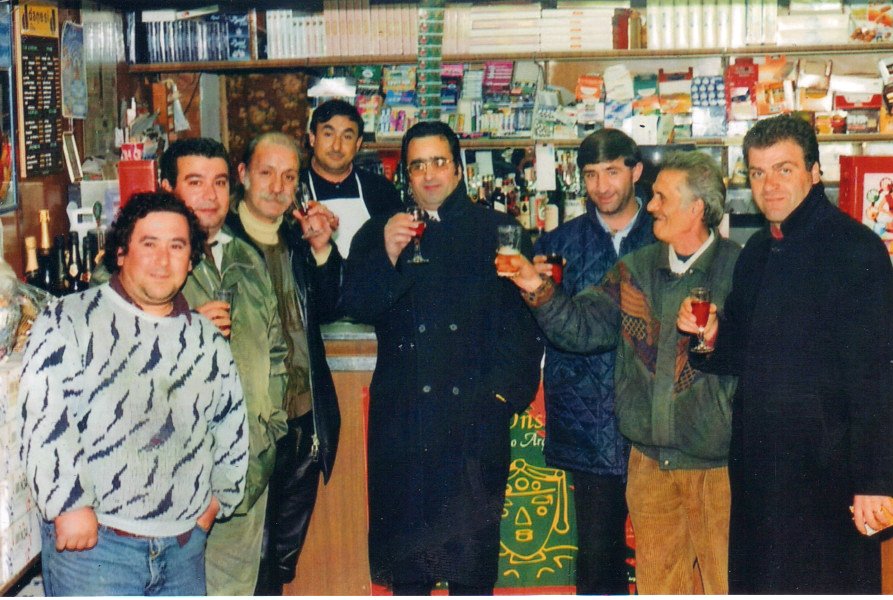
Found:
[500,459,575,580]
[20,4,58,39]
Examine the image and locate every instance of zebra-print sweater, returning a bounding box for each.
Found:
[20,284,248,538]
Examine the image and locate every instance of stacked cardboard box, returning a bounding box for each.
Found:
[0,356,40,586]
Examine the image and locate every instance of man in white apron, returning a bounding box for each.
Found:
[301,99,403,257]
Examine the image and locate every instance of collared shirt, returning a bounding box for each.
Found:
[109,273,192,321]
[596,199,643,255]
[210,229,233,271]
[669,231,715,275]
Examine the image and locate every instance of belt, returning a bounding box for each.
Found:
[106,526,194,547]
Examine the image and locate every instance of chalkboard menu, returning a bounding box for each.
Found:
[14,4,61,178]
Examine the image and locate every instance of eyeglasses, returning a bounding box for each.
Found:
[407,157,453,176]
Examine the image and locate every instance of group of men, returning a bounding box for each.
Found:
[20,102,892,596]
[507,114,892,594]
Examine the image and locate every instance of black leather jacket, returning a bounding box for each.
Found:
[225,208,342,482]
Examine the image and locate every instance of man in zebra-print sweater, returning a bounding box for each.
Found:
[20,192,248,596]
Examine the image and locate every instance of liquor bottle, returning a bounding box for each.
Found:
[34,211,55,291]
[24,236,40,287]
[477,183,491,209]
[81,233,97,286]
[37,209,52,261]
[490,186,507,213]
[66,232,85,293]
[51,235,69,296]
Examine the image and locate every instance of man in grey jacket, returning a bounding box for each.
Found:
[502,151,739,594]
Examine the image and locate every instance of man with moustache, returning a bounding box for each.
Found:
[504,151,739,594]
[229,132,342,595]
[343,121,543,594]
[300,99,403,257]
[532,129,654,594]
[158,138,288,595]
[678,115,893,593]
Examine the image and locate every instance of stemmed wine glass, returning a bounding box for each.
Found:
[690,287,713,353]
[293,182,320,239]
[406,205,429,264]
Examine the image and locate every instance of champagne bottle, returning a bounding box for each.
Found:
[66,232,85,293]
[51,235,69,296]
[37,209,52,260]
[81,233,97,287]
[24,236,40,287]
[35,211,55,291]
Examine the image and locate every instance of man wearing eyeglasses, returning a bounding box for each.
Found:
[342,121,544,595]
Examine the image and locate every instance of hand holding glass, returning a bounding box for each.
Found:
[215,288,234,305]
[407,206,429,264]
[495,224,522,276]
[294,182,321,239]
[690,287,712,353]
[544,253,564,284]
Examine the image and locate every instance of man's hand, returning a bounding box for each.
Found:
[196,496,220,533]
[54,507,98,551]
[677,297,719,346]
[384,212,416,266]
[495,253,542,292]
[852,495,893,535]
[195,300,232,338]
[294,201,339,253]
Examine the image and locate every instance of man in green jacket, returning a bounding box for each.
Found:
[159,138,289,595]
[502,151,739,594]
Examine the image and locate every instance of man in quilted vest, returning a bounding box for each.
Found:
[504,151,739,594]
[532,129,654,593]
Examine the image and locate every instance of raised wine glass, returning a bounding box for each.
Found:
[294,182,320,239]
[407,205,429,264]
[690,286,713,354]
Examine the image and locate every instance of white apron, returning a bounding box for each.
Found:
[309,172,370,258]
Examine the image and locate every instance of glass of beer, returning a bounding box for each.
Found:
[545,253,563,285]
[407,206,429,264]
[690,286,712,353]
[496,224,522,276]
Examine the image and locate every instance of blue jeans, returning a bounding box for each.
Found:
[40,521,208,596]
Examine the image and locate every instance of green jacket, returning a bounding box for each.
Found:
[530,235,740,470]
[180,229,289,514]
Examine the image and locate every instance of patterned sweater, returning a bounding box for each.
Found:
[20,285,248,537]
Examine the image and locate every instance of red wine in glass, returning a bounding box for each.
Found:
[407,206,429,264]
[690,287,712,353]
[545,253,564,285]
[692,299,710,327]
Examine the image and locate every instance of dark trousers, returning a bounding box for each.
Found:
[255,412,321,596]
[571,471,629,595]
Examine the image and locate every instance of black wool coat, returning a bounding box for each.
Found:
[695,185,893,593]
[342,182,544,586]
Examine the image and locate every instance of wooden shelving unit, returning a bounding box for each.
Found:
[127,42,893,74]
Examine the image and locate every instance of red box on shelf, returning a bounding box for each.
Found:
[833,92,883,110]
[117,160,157,208]
[838,155,893,257]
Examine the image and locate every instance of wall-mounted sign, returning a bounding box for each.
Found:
[14,3,62,178]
